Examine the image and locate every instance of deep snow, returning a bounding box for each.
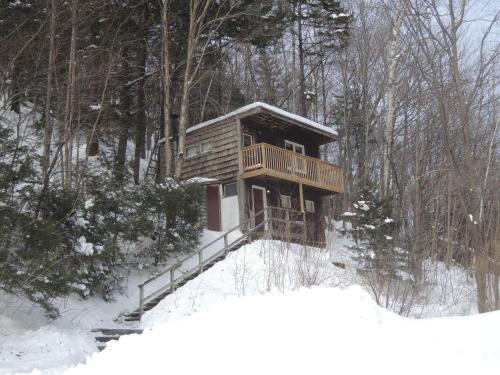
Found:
[46,287,500,375]
[1,230,493,375]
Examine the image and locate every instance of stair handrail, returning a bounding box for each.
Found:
[136,208,270,319]
[138,208,267,289]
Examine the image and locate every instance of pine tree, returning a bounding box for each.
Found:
[341,186,404,278]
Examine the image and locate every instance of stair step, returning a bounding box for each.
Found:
[116,234,253,323]
[95,336,120,343]
[93,328,144,350]
[92,328,144,335]
[123,317,140,322]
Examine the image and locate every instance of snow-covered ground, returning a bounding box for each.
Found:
[0,229,237,375]
[1,228,493,375]
[59,286,500,375]
[0,268,142,375]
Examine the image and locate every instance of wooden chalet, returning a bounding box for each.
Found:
[180,102,344,246]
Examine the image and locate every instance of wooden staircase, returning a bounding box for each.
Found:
[92,210,269,349]
[122,236,251,322]
[122,213,268,322]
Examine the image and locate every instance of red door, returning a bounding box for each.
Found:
[252,187,265,231]
[206,185,220,231]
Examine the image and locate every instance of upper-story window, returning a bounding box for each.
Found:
[186,141,211,158]
[186,144,199,158]
[243,133,254,147]
[200,141,211,153]
[285,140,305,155]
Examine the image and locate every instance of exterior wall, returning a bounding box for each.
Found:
[178,112,334,242]
[182,120,239,180]
[243,178,327,245]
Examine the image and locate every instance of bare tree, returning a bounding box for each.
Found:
[403,0,499,311]
[161,0,173,178]
[380,3,403,198]
[42,0,57,183]
[61,0,79,190]
[175,0,239,178]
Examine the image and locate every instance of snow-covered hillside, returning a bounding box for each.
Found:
[51,287,500,375]
[1,229,490,375]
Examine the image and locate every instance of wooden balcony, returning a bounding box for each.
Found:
[241,143,344,193]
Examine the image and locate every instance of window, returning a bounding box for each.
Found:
[285,140,305,154]
[201,141,211,153]
[223,182,238,198]
[305,200,315,213]
[280,194,291,209]
[243,133,254,147]
[186,144,199,158]
[285,140,306,174]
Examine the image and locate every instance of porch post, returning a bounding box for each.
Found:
[236,117,246,231]
[299,182,305,212]
[299,183,306,244]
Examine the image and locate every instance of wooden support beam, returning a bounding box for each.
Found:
[299,182,304,212]
[236,117,246,230]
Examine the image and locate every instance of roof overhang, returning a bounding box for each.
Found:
[187,102,337,143]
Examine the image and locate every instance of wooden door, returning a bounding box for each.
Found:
[206,185,220,231]
[252,186,266,231]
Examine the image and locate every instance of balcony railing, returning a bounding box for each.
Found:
[241,143,344,193]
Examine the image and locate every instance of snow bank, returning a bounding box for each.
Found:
[1,232,488,375]
[0,271,145,375]
[141,239,345,327]
[57,286,500,375]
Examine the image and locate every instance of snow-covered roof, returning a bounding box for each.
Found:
[187,102,337,139]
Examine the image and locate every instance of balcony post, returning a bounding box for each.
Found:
[261,143,267,169]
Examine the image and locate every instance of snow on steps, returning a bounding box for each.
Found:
[119,211,269,324]
[121,236,251,322]
[92,329,144,352]
[92,233,253,349]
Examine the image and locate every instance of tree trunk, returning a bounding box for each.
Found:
[381,8,403,198]
[61,0,78,190]
[42,0,57,182]
[175,55,192,179]
[115,48,131,181]
[9,62,22,114]
[296,3,307,117]
[134,19,148,185]
[359,0,369,188]
[174,0,214,179]
[161,0,173,178]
